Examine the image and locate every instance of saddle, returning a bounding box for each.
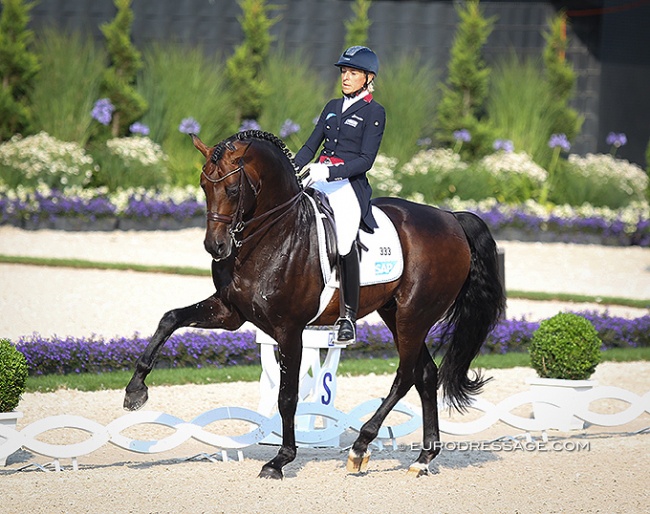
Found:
[304,188,338,270]
[303,188,403,323]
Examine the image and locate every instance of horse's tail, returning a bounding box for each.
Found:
[438,211,506,412]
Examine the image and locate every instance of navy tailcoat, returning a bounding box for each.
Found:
[295,94,386,231]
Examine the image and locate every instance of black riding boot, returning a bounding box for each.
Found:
[335,245,360,344]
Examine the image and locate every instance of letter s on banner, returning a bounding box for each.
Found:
[321,371,333,405]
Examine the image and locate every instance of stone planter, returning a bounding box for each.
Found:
[527,377,597,431]
[0,411,23,466]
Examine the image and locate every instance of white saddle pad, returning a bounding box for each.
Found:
[304,194,404,322]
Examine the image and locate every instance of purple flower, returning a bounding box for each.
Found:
[239,119,261,132]
[12,312,650,376]
[548,133,571,152]
[279,119,300,138]
[129,122,150,136]
[493,139,514,153]
[417,137,432,147]
[91,98,115,126]
[606,132,627,148]
[179,117,201,134]
[453,129,471,143]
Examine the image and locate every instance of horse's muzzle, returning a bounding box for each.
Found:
[204,237,232,261]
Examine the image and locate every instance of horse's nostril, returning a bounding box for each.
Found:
[204,238,230,261]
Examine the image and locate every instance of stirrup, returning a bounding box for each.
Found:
[334,317,356,344]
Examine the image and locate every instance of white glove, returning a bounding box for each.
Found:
[298,162,330,187]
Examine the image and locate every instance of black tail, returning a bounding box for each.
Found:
[438,211,506,411]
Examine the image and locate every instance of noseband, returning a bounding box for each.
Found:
[203,141,303,248]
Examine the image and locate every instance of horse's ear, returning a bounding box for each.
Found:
[190,133,211,158]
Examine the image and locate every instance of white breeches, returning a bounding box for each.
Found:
[312,178,360,255]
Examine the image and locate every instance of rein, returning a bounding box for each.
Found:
[203,141,304,248]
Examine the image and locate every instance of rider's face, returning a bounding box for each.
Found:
[340,66,372,95]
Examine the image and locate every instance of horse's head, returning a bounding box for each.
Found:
[192,130,300,261]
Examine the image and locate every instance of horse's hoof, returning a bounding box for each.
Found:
[123,388,148,411]
[258,465,283,480]
[346,449,371,473]
[407,463,429,478]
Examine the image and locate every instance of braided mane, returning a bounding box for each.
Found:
[211,130,296,170]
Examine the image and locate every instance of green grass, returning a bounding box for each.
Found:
[0,254,211,277]
[25,348,650,394]
[31,28,106,147]
[3,254,648,309]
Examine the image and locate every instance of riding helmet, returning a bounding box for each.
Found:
[334,46,379,76]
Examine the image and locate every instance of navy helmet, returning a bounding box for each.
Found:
[334,46,379,76]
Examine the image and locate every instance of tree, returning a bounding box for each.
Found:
[100,0,147,137]
[435,0,495,158]
[344,0,372,50]
[542,10,582,142]
[225,0,277,124]
[0,0,39,140]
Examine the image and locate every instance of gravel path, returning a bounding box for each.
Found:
[0,226,648,340]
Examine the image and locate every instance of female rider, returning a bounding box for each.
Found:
[295,46,386,344]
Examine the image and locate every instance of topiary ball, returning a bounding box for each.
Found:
[0,339,28,412]
[529,313,601,380]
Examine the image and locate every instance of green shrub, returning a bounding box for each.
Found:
[259,48,329,154]
[529,313,601,380]
[225,0,277,122]
[552,153,649,208]
[99,0,147,137]
[436,0,495,159]
[138,43,238,186]
[0,0,40,140]
[375,53,438,166]
[90,135,169,191]
[0,131,96,188]
[542,11,582,143]
[476,150,548,203]
[0,338,28,412]
[31,28,105,146]
[487,54,558,168]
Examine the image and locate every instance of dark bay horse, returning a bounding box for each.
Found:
[124,130,505,479]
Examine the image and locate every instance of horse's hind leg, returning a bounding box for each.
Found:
[408,344,441,477]
[124,295,242,411]
[347,312,425,473]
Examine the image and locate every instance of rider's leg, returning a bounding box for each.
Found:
[336,242,360,343]
[312,178,361,343]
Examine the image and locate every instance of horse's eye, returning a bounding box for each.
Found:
[225,185,239,198]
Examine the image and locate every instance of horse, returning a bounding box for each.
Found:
[124,130,505,479]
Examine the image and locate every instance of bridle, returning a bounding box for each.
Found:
[202,140,303,248]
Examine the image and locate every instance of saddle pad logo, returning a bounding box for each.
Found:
[375,261,397,276]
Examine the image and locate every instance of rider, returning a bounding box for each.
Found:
[295,46,386,344]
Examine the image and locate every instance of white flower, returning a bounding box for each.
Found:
[401,148,467,177]
[567,153,648,197]
[0,132,95,187]
[369,154,402,195]
[106,137,168,167]
[478,151,548,185]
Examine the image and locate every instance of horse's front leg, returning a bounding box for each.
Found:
[123,295,243,411]
[258,329,303,480]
